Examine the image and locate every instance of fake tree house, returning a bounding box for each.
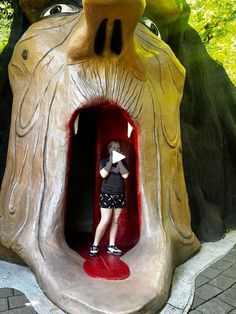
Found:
[0,0,235,313]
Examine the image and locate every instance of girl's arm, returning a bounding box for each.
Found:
[100,158,112,178]
[118,160,129,179]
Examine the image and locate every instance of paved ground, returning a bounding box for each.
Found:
[0,288,37,313]
[189,244,236,314]
[0,234,236,313]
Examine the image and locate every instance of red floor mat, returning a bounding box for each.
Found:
[83,252,130,280]
[72,234,131,280]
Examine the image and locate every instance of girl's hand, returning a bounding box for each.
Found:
[109,150,113,163]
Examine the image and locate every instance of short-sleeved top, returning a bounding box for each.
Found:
[100,158,127,194]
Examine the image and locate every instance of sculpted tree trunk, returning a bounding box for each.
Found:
[0,1,28,185]
[2,1,235,243]
[0,0,235,313]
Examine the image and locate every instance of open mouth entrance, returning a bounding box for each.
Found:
[65,103,140,279]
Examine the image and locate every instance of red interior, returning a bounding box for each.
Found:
[83,252,130,280]
[93,104,140,248]
[65,102,140,279]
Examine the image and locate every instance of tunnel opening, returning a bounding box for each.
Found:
[65,103,140,257]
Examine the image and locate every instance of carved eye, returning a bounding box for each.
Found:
[42,4,81,17]
[140,17,160,38]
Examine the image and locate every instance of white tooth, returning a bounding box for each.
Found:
[73,115,79,134]
[128,122,133,138]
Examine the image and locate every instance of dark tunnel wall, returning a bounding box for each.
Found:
[65,105,140,248]
[0,1,236,242]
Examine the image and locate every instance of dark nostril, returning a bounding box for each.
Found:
[111,19,122,55]
[94,19,108,55]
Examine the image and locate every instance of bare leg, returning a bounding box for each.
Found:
[109,208,122,246]
[93,208,113,246]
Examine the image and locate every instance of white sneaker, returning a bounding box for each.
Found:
[107,245,122,256]
[90,245,99,256]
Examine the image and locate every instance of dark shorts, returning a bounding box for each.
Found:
[99,193,126,209]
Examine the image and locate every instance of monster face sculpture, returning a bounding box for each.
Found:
[0,0,200,313]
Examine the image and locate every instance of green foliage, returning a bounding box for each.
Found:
[0,0,13,53]
[188,0,236,84]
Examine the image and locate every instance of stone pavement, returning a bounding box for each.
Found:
[189,244,236,314]
[0,288,37,313]
[0,240,236,313]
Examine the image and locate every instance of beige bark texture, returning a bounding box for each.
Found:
[0,0,200,313]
